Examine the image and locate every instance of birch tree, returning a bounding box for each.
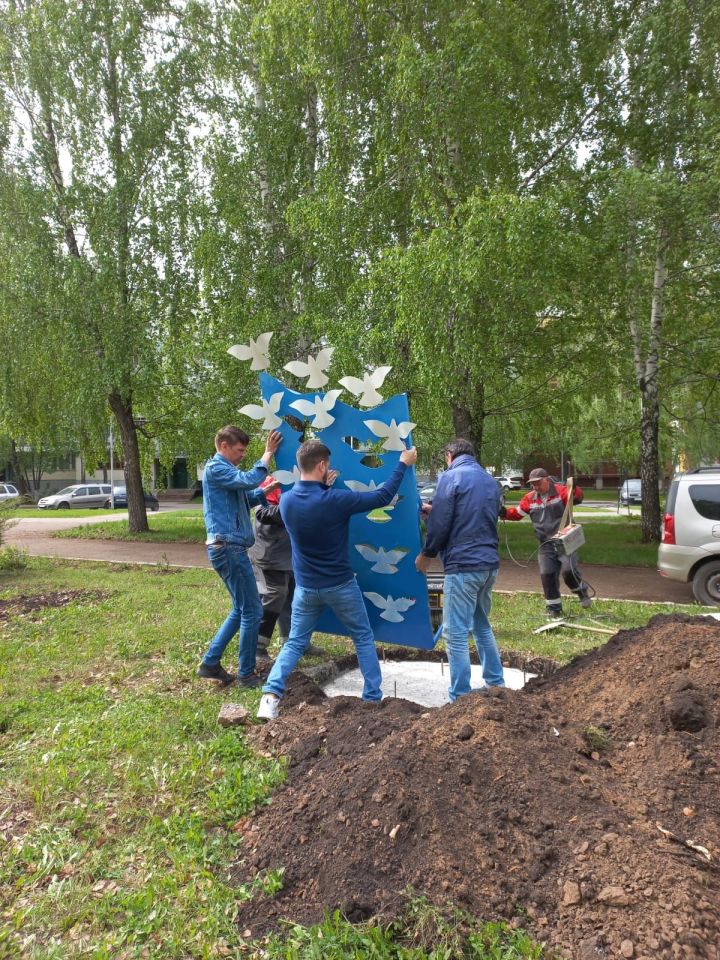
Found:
[589,0,720,540]
[0,0,201,530]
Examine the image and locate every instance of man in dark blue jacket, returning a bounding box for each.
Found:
[416,438,505,701]
[257,438,417,720]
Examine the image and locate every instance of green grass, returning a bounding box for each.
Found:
[503,488,626,503]
[499,517,657,567]
[1,557,705,957]
[9,508,120,518]
[53,512,206,543]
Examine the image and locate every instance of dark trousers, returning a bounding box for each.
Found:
[252,564,295,650]
[537,541,585,610]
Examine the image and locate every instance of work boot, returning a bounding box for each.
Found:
[197,662,235,685]
[579,590,592,609]
[277,638,324,658]
[256,634,272,660]
[303,643,325,657]
[236,672,262,689]
[545,605,563,619]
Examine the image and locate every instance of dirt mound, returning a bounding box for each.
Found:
[237,615,720,958]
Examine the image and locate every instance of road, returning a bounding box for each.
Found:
[4,508,695,605]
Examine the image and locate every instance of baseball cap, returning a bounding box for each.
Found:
[528,468,549,482]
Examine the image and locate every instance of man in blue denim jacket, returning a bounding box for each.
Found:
[415,438,505,702]
[197,425,282,687]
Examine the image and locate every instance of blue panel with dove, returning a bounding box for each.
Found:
[257,372,435,650]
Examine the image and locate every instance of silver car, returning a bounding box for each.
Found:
[658,466,720,605]
[0,482,20,503]
[38,483,112,510]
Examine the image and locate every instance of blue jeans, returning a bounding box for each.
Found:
[442,569,504,702]
[202,544,262,678]
[263,578,382,701]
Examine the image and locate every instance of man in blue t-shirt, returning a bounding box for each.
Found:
[415,438,505,702]
[257,438,417,720]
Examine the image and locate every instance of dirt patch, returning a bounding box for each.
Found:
[235,615,720,958]
[0,590,107,622]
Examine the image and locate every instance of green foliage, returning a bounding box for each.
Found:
[0,545,27,570]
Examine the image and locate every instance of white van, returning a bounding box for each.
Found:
[658,466,720,606]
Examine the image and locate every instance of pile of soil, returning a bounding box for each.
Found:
[237,615,720,958]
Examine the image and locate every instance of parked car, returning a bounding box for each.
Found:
[105,486,160,511]
[495,474,523,491]
[619,478,642,505]
[418,483,437,502]
[38,483,112,510]
[658,466,720,606]
[0,482,20,503]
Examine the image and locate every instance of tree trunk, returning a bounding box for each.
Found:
[637,231,668,542]
[639,392,661,542]
[10,440,32,498]
[109,391,149,534]
[451,382,485,457]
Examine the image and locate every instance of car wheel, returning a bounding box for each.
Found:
[692,561,720,606]
[58,502,70,509]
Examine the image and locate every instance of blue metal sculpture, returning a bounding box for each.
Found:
[253,370,435,650]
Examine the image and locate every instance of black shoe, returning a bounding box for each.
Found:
[256,648,272,661]
[303,643,324,657]
[197,663,235,685]
[545,606,563,619]
[236,672,262,689]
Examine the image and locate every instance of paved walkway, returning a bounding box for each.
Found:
[5,513,695,605]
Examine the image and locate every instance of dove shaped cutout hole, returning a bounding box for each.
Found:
[341,436,385,468]
[366,494,404,522]
[284,414,318,441]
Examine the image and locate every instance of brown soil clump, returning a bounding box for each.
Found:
[0,590,105,622]
[237,614,720,958]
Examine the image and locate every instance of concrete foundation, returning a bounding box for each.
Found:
[321,661,536,708]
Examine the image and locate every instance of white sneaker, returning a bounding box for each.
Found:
[257,694,280,721]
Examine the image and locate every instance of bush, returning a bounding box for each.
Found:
[0,499,19,547]
[0,544,28,570]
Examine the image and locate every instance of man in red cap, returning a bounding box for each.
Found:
[501,468,591,617]
[249,476,322,658]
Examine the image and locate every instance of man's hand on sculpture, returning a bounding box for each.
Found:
[262,430,283,462]
[326,469,339,487]
[415,553,432,573]
[400,446,417,466]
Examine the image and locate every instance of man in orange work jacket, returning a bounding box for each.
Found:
[501,467,592,618]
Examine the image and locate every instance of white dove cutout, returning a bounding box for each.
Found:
[289,389,343,429]
[238,391,284,430]
[355,544,408,574]
[273,466,301,486]
[363,418,416,452]
[228,332,273,371]
[364,592,416,623]
[339,366,392,407]
[344,479,379,493]
[284,347,335,389]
